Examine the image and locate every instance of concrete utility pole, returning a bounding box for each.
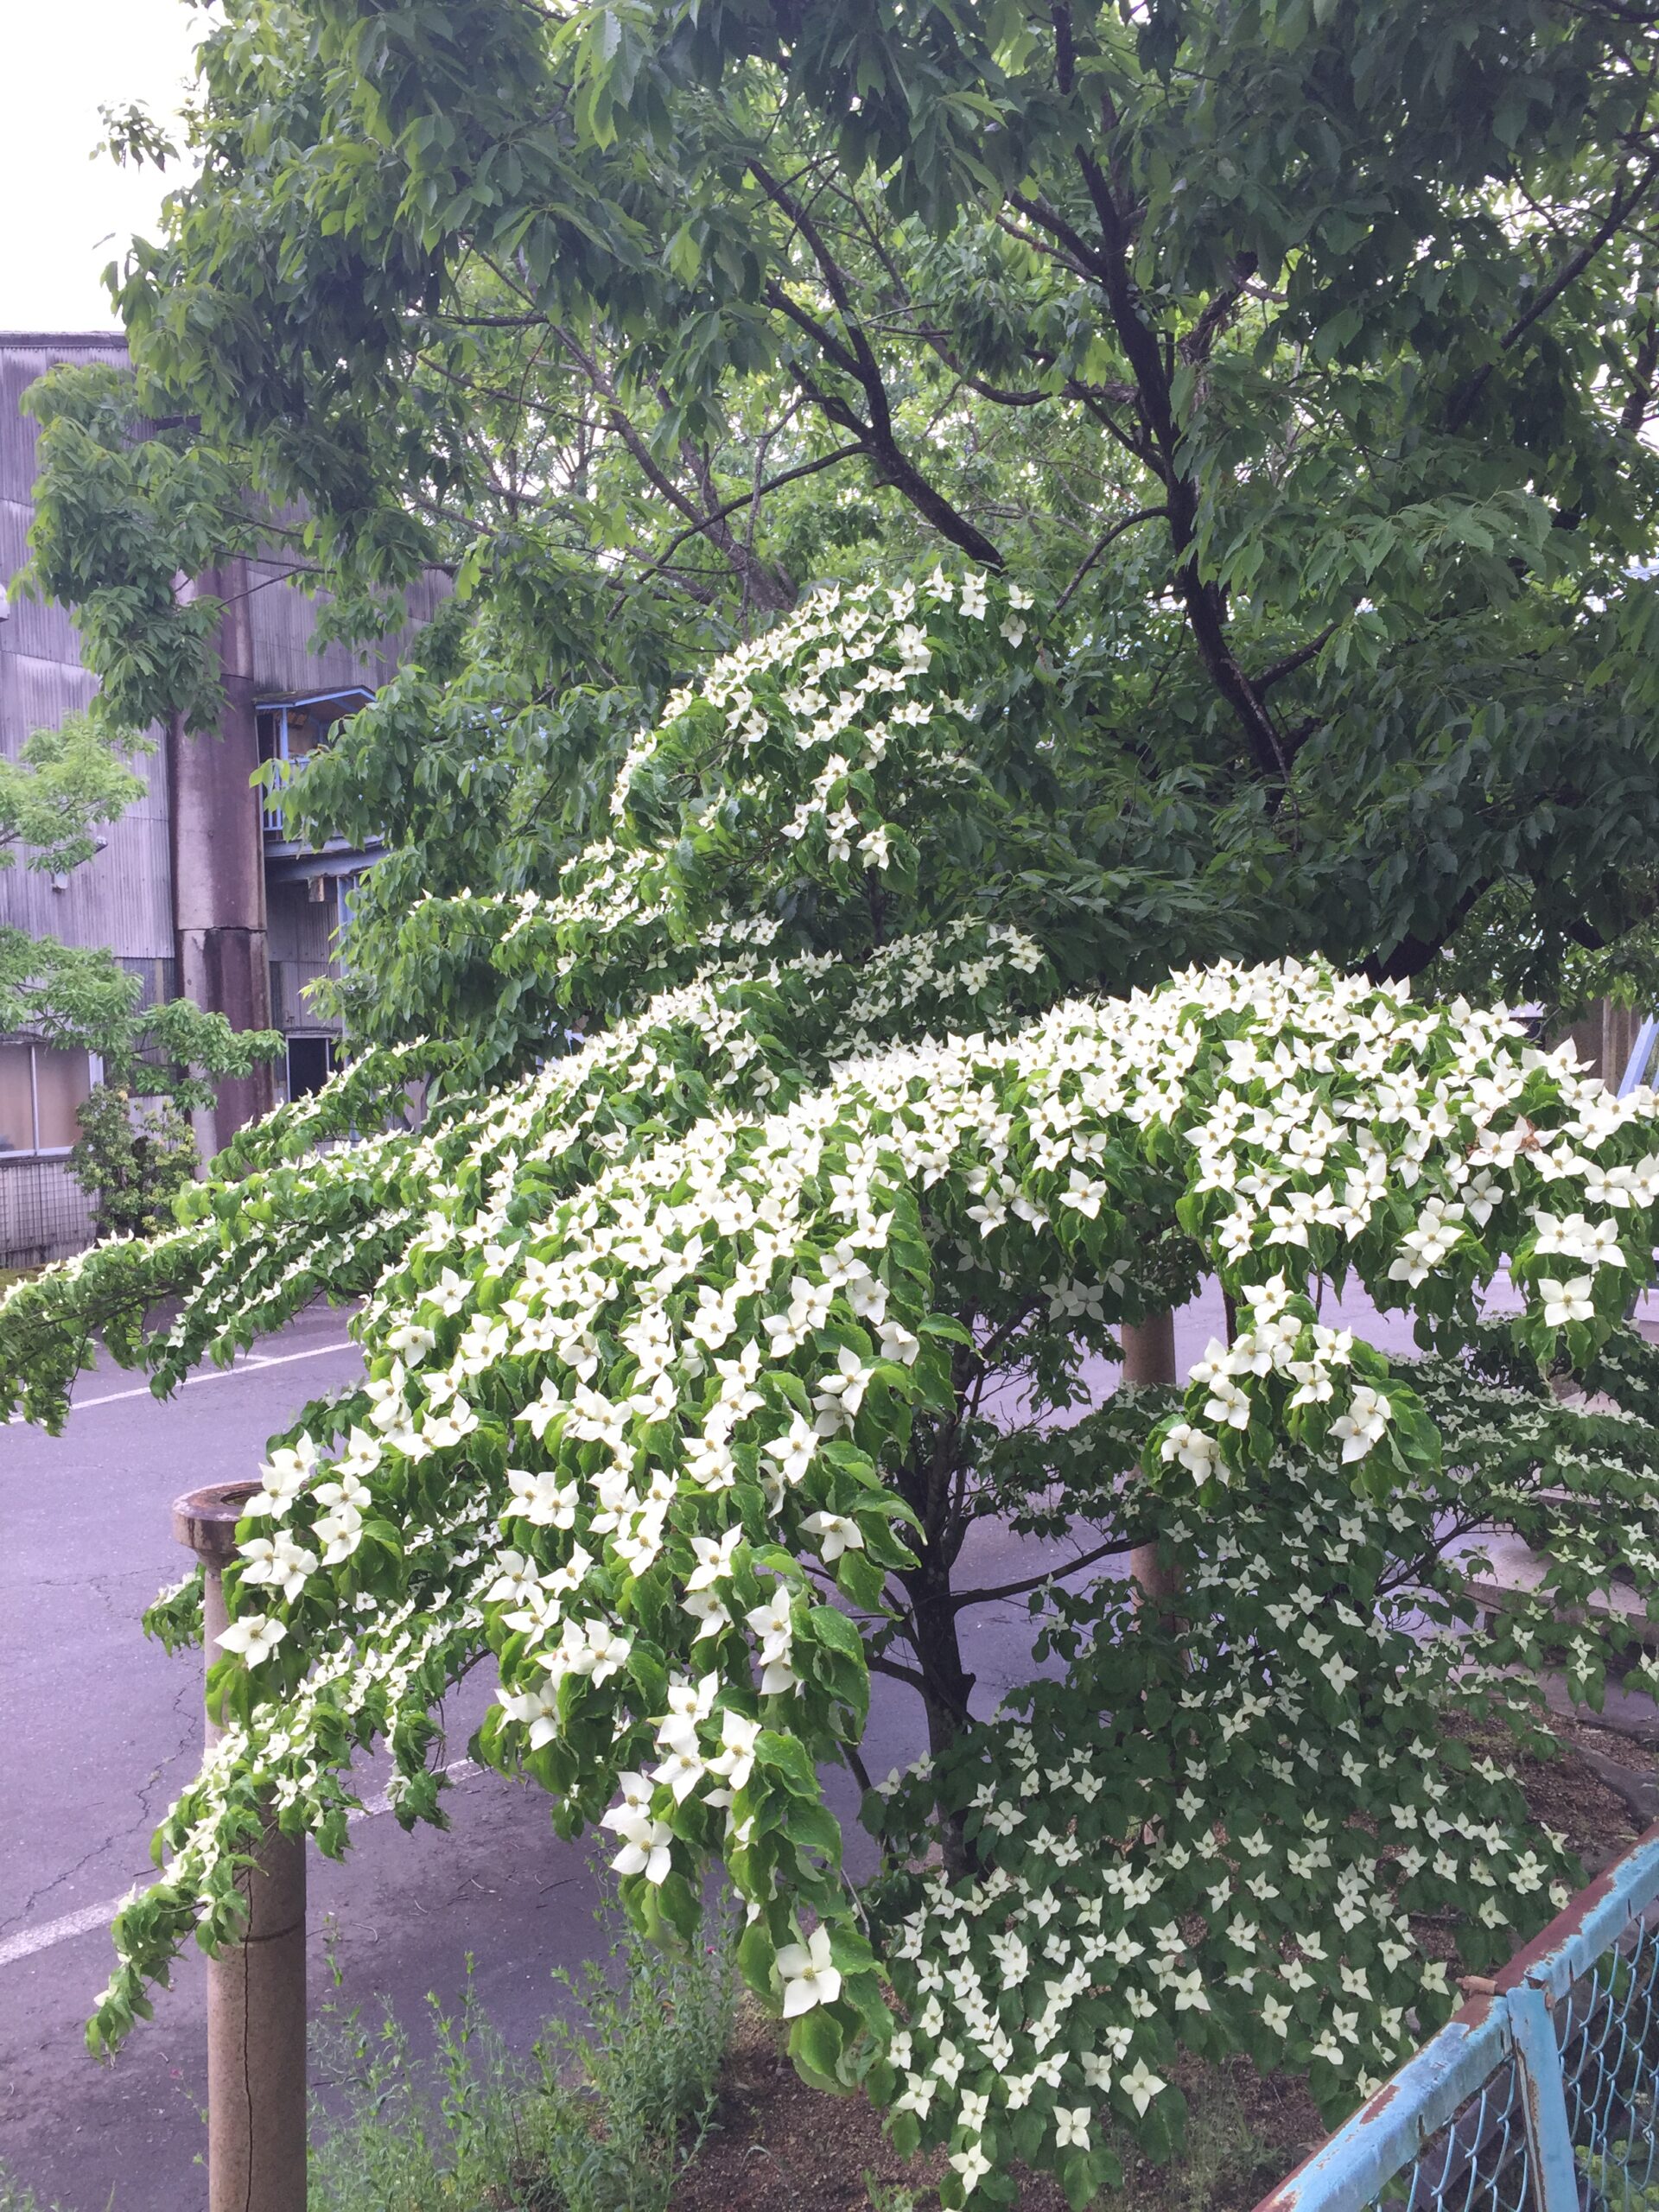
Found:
[168,558,278,1160]
[1121,1313,1180,1612]
[173,1480,307,2212]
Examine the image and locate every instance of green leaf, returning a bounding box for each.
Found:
[788,2002,846,2088]
[666,223,702,284]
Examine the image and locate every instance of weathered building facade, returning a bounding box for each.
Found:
[0,332,438,1266]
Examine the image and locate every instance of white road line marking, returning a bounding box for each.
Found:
[0,1760,484,1970]
[10,1339,359,1423]
[0,1894,141,1970]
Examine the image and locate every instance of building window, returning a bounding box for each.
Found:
[285,1035,336,1100]
[115,955,179,1014]
[0,1043,92,1156]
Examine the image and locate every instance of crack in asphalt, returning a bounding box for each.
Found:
[0,1669,200,1941]
[6,1567,168,1594]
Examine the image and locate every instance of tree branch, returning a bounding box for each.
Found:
[625,444,862,593]
[949,1535,1135,1611]
[552,324,798,608]
[1447,156,1659,433]
[1620,310,1659,430]
[1368,874,1493,981]
[1044,9,1292,783]
[1255,622,1338,691]
[1054,505,1170,613]
[785,360,1006,568]
[751,161,1007,569]
[1179,256,1260,365]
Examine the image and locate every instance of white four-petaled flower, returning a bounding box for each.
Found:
[777,1924,840,2017]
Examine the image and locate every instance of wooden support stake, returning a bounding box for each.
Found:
[174,1480,308,2212]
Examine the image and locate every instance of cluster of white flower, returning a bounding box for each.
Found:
[861,1403,1604,2190]
[395,571,1043,1055]
[12,570,1659,2203]
[181,957,1654,1971]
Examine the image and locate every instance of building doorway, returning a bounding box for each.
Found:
[285,1035,336,1100]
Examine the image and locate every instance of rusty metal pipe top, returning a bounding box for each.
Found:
[172,1480,262,1568]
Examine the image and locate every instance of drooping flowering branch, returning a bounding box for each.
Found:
[5,572,1659,2210]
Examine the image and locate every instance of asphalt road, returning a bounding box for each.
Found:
[0,1274,1604,2209]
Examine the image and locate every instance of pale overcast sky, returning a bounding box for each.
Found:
[2,0,202,332]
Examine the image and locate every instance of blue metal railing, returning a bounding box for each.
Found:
[260,752,306,836]
[1255,1823,1659,2212]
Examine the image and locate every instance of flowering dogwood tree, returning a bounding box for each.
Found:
[7,569,1659,2209]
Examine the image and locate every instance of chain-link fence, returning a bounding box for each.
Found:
[1256,1824,1659,2212]
[0,1156,94,1270]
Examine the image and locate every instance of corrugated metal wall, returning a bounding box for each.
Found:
[249,557,449,697]
[267,879,343,1037]
[266,877,335,963]
[0,334,441,1267]
[0,333,174,963]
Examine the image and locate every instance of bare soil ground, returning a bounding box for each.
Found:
[670,2009,1325,2212]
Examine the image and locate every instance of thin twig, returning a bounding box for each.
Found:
[1054,505,1170,613]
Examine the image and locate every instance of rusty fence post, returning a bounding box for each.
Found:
[1121,1312,1180,1612]
[173,1480,308,2212]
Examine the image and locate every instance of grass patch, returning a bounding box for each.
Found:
[308,1904,737,2211]
[1098,2056,1301,2212]
[0,2169,69,2212]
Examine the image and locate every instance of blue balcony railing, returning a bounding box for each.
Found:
[1255,1821,1659,2212]
[259,753,307,836]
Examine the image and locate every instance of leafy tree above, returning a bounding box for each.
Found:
[0,932,276,1107]
[0,930,281,1242]
[27,0,1655,1044]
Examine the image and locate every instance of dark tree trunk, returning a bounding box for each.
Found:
[899,1525,979,1874]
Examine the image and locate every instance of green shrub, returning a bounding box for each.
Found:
[308,1904,736,2211]
[68,1086,197,1243]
